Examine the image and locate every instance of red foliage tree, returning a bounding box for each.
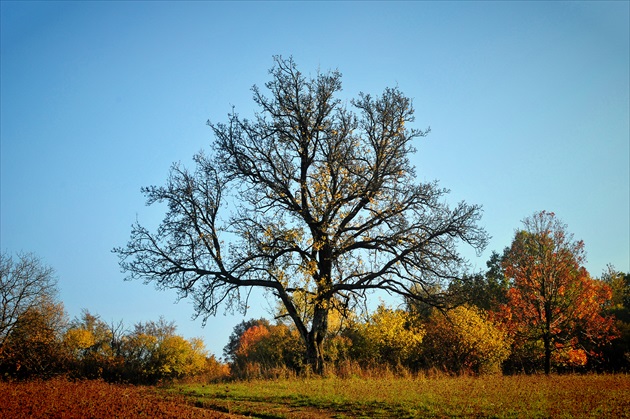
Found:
[498,211,617,374]
[235,325,271,359]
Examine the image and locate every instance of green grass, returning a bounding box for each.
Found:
[166,374,630,418]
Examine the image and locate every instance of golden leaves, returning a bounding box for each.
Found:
[355,304,425,365]
[64,328,96,352]
[425,305,511,374]
[298,260,318,277]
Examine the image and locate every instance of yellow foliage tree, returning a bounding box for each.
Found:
[423,305,510,374]
[153,335,208,378]
[351,304,424,369]
[0,298,68,378]
[64,328,96,356]
[122,318,209,383]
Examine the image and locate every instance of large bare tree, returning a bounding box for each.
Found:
[115,56,488,373]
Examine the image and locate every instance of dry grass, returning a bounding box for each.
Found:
[0,377,234,419]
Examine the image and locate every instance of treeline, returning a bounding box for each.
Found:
[220,213,628,378]
[217,213,629,379]
[2,232,629,382]
[222,257,629,379]
[0,304,228,384]
[0,252,227,384]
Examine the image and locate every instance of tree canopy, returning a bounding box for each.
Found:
[115,56,488,373]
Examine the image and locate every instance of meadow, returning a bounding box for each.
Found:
[174,374,630,418]
[1,374,628,418]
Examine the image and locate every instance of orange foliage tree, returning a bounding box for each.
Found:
[229,322,303,378]
[498,211,617,374]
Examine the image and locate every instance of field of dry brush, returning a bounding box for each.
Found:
[0,378,233,419]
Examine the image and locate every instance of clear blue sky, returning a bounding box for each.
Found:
[2,1,628,358]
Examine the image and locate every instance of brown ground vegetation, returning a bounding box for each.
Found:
[0,378,235,419]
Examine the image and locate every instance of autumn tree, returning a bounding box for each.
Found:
[601,266,630,371]
[0,298,68,379]
[62,315,211,383]
[122,318,208,383]
[115,56,488,373]
[228,321,303,378]
[223,318,271,362]
[349,304,424,370]
[422,305,510,374]
[223,318,271,364]
[1,252,58,346]
[64,310,126,380]
[0,252,66,379]
[498,211,617,374]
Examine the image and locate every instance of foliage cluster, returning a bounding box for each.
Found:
[3,211,628,382]
[422,305,510,374]
[224,302,511,378]
[349,305,424,369]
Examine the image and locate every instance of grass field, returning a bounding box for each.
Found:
[172,374,630,418]
[1,374,628,418]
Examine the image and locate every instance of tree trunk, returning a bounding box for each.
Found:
[305,335,324,375]
[543,334,551,375]
[305,303,328,375]
[544,300,552,375]
[274,274,330,375]
[302,240,332,375]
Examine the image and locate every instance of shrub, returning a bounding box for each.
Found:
[348,304,424,370]
[422,305,510,374]
[229,322,304,378]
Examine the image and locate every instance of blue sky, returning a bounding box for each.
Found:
[2,1,628,358]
